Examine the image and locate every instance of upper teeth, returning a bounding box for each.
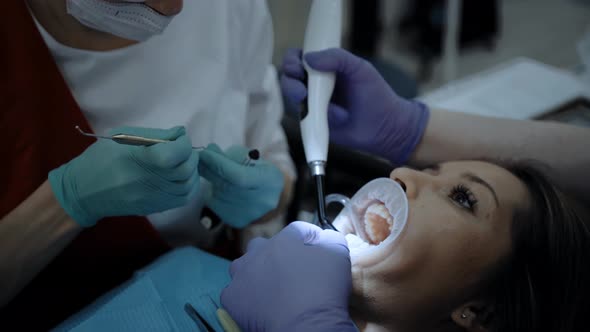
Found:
[364,203,394,245]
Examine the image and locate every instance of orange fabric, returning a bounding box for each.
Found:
[0,2,170,330]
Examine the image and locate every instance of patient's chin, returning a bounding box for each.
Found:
[348,280,396,332]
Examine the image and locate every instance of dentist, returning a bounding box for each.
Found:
[0,0,293,329]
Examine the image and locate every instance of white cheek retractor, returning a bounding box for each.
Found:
[332,178,408,256]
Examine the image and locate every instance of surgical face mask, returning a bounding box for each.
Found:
[66,0,174,42]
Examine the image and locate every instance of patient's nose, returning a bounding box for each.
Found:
[389,167,432,200]
[395,178,407,192]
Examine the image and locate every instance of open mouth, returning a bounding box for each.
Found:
[333,178,408,256]
[341,199,396,251]
[364,202,395,244]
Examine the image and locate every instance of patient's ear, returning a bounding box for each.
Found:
[451,301,493,332]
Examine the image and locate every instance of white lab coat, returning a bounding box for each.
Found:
[33,0,295,246]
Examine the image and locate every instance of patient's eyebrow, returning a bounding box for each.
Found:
[462,172,500,207]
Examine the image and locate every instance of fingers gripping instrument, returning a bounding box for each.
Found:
[301,0,342,231]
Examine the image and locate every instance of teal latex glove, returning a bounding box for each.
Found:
[49,126,200,227]
[198,144,284,228]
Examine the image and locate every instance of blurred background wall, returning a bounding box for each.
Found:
[268,0,590,95]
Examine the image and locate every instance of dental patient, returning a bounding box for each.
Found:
[54,160,588,331]
[223,160,590,332]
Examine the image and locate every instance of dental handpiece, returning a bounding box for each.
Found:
[75,126,205,150]
[301,0,342,231]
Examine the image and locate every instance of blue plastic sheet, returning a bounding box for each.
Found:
[53,247,231,332]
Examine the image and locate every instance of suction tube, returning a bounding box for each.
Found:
[314,174,337,231]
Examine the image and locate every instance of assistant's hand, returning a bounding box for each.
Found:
[198,144,284,228]
[49,126,200,227]
[281,48,430,165]
[221,222,357,332]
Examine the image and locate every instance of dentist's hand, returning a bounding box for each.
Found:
[281,48,430,165]
[198,144,284,228]
[221,222,357,332]
[49,126,200,227]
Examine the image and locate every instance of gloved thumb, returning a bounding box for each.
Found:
[199,148,244,183]
[281,222,349,254]
[281,48,305,80]
[223,145,251,164]
[304,48,364,76]
[143,133,193,169]
[246,237,269,254]
[304,228,349,256]
[280,74,307,105]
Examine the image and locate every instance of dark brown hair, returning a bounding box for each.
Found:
[484,163,590,331]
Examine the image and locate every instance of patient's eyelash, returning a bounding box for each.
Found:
[449,184,478,212]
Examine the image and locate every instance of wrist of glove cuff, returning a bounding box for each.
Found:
[378,100,430,166]
[48,164,97,228]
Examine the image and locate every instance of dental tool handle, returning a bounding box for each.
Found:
[111,134,169,146]
[75,125,207,149]
[111,134,205,150]
[300,0,342,169]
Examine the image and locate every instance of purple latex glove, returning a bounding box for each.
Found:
[221,222,358,332]
[281,48,430,165]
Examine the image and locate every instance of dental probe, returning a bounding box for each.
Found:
[75,126,205,149]
[184,303,214,332]
[301,0,342,231]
